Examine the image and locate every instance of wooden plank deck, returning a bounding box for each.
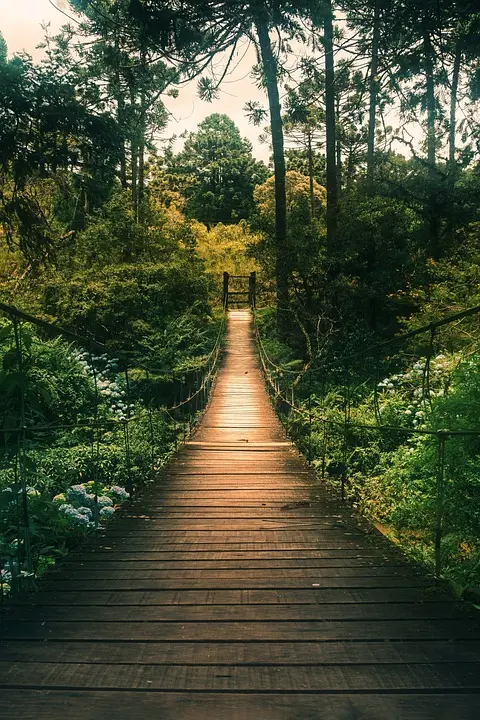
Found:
[1,309,480,719]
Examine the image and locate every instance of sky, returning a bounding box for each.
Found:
[0,0,271,161]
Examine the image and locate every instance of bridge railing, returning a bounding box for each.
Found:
[253,304,480,582]
[0,301,226,598]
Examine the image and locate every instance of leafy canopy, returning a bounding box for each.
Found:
[165,114,268,225]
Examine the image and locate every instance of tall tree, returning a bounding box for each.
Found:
[284,79,325,218]
[254,17,289,318]
[166,114,268,226]
[445,7,480,168]
[366,0,380,193]
[252,170,327,312]
[0,46,121,262]
[70,0,177,218]
[95,0,325,330]
[0,32,7,64]
[323,0,338,255]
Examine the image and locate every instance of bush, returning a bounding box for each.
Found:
[258,316,480,591]
[0,322,183,598]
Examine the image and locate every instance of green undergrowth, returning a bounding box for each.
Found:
[0,317,217,599]
[257,307,480,595]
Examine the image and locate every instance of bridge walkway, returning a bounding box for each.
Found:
[1,310,480,719]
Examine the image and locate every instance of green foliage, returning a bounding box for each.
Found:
[0,321,93,436]
[3,188,216,373]
[252,170,327,307]
[0,32,7,64]
[165,114,268,226]
[0,50,122,261]
[333,192,422,334]
[195,221,260,290]
[254,170,326,226]
[41,261,211,359]
[285,148,326,186]
[258,299,480,592]
[0,320,183,597]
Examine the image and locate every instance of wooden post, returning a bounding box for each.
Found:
[249,271,256,308]
[223,272,229,310]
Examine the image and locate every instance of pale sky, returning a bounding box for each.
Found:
[1,0,424,166]
[0,0,271,161]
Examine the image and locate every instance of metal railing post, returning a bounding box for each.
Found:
[308,372,313,465]
[123,367,133,496]
[435,432,448,580]
[145,370,156,477]
[341,365,351,501]
[12,316,33,582]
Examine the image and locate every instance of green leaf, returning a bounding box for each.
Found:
[2,348,18,371]
[0,325,12,343]
[37,386,52,406]
[23,454,37,473]
[3,414,19,430]
[20,330,33,352]
[2,371,26,393]
[0,488,15,510]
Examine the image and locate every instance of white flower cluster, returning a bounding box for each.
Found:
[53,482,130,526]
[0,561,30,597]
[2,486,39,503]
[70,349,133,421]
[377,354,450,428]
[59,503,95,527]
[0,480,130,597]
[108,485,130,501]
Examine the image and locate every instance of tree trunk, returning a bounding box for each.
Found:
[336,123,342,196]
[449,35,462,166]
[445,32,463,248]
[137,49,148,224]
[119,122,128,190]
[307,127,315,218]
[324,1,338,256]
[131,138,138,217]
[346,146,355,193]
[366,0,380,194]
[423,30,439,258]
[137,122,145,224]
[114,38,128,189]
[130,88,138,218]
[255,19,289,328]
[424,32,436,169]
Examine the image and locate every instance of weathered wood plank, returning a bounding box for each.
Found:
[88,541,368,550]
[94,519,362,530]
[1,690,480,720]
[3,620,480,642]
[9,587,450,607]
[20,576,435,591]
[1,661,479,691]
[52,559,401,571]
[6,602,467,624]
[49,567,418,582]
[66,549,386,561]
[2,640,479,665]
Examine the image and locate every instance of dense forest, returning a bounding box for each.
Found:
[1,0,480,596]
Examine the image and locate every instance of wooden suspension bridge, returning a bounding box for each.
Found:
[1,310,480,719]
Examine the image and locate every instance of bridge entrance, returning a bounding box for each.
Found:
[222,271,256,309]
